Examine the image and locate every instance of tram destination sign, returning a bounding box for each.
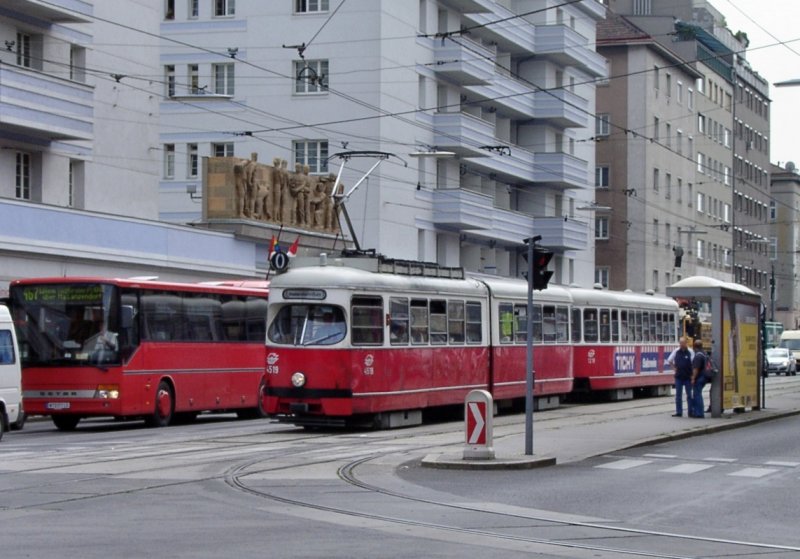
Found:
[21,284,105,305]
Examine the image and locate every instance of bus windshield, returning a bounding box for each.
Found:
[268,304,346,346]
[10,283,121,366]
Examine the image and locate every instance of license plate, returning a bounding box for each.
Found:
[46,402,71,410]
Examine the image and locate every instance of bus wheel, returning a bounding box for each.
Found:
[52,414,80,431]
[237,381,268,420]
[146,381,174,428]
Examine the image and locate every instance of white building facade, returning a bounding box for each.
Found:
[159,0,607,285]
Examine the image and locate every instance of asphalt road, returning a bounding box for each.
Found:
[2,378,800,559]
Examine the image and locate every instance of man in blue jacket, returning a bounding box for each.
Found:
[669,336,694,417]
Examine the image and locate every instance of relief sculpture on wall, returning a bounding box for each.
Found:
[205,153,342,233]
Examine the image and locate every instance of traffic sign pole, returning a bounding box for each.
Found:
[524,235,540,456]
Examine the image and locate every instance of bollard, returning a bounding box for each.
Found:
[463,389,495,460]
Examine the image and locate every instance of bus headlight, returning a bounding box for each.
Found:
[95,385,120,399]
[291,372,306,388]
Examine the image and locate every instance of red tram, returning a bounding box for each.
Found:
[263,257,679,427]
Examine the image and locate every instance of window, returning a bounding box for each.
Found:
[676,130,683,155]
[410,299,428,344]
[595,216,609,239]
[188,64,200,94]
[677,178,682,203]
[69,45,86,82]
[351,296,384,346]
[653,116,659,141]
[165,65,175,97]
[698,113,705,134]
[697,239,705,260]
[68,160,75,207]
[571,308,582,341]
[293,140,328,173]
[653,219,659,244]
[633,0,652,16]
[268,303,344,346]
[723,166,730,186]
[189,0,199,18]
[653,167,659,192]
[665,172,671,199]
[388,298,409,345]
[212,142,234,157]
[212,63,234,95]
[687,135,693,158]
[447,301,465,344]
[164,144,175,178]
[769,200,776,221]
[724,202,731,223]
[676,81,683,104]
[665,123,671,148]
[15,152,30,200]
[165,0,175,19]
[696,192,704,213]
[187,143,198,178]
[0,331,15,365]
[595,166,609,188]
[724,128,731,148]
[215,0,234,16]
[296,0,329,12]
[294,59,328,94]
[653,65,659,91]
[583,309,599,342]
[429,300,447,345]
[499,303,514,343]
[687,87,694,109]
[595,113,610,136]
[16,32,31,67]
[665,73,671,97]
[466,302,482,344]
[697,152,704,173]
[652,270,659,292]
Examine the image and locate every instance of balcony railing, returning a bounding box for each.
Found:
[535,216,589,251]
[432,35,495,86]
[534,25,607,77]
[1,0,93,23]
[0,62,93,141]
[432,111,495,157]
[532,89,588,128]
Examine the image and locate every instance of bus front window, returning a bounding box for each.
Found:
[268,304,346,346]
[10,283,120,366]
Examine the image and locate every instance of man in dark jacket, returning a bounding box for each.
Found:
[670,336,694,417]
[690,340,708,418]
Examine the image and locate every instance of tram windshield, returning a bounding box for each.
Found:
[10,283,121,366]
[268,304,347,346]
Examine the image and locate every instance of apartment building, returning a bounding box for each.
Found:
[159,0,608,284]
[770,162,800,328]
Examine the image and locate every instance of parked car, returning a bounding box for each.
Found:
[766,347,797,376]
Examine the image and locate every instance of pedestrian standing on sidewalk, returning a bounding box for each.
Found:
[690,340,708,418]
[669,336,694,417]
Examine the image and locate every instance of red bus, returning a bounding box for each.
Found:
[9,277,268,431]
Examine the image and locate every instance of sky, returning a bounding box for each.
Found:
[716,0,800,168]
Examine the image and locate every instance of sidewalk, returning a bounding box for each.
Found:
[422,379,800,469]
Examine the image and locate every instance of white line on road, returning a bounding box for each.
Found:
[703,457,738,463]
[595,459,652,470]
[729,467,779,478]
[764,461,800,467]
[660,463,715,474]
[643,453,677,458]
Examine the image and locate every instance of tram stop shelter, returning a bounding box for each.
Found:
[667,276,762,418]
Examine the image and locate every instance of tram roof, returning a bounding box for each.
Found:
[473,274,573,303]
[567,286,678,311]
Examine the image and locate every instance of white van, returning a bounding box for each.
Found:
[779,330,800,368]
[0,304,22,439]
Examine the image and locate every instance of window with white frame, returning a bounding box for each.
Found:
[189,0,199,18]
[165,65,175,97]
[677,81,683,104]
[294,59,328,94]
[696,192,704,213]
[295,0,329,12]
[212,142,234,157]
[212,63,234,95]
[15,152,31,200]
[189,64,200,94]
[697,152,704,173]
[595,166,609,188]
[187,143,198,178]
[687,87,694,109]
[214,0,234,16]
[165,0,175,19]
[697,239,705,260]
[724,165,731,186]
[676,130,683,155]
[595,216,609,239]
[164,144,175,178]
[724,202,731,223]
[16,32,31,68]
[293,140,329,173]
[769,200,776,221]
[595,113,610,136]
[595,267,609,288]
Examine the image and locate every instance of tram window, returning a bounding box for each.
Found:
[515,304,529,343]
[351,296,384,346]
[268,304,346,346]
[499,303,514,344]
[599,309,611,342]
[571,308,582,342]
[649,312,658,342]
[429,300,447,345]
[656,313,664,342]
[466,302,482,344]
[634,311,643,342]
[447,300,465,344]
[667,314,676,342]
[556,306,569,342]
[611,309,619,342]
[584,308,598,343]
[389,297,409,345]
[542,306,556,343]
[410,300,429,344]
[620,310,629,342]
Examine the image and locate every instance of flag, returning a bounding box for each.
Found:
[268,236,279,260]
[287,237,300,258]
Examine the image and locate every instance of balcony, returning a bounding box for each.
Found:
[431,111,495,157]
[0,0,93,23]
[464,144,536,184]
[532,89,588,128]
[534,25,607,77]
[534,217,589,251]
[0,63,93,141]
[464,70,535,120]
[463,0,536,55]
[531,152,589,189]
[432,35,495,86]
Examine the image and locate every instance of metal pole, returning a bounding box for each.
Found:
[770,264,776,322]
[524,236,538,456]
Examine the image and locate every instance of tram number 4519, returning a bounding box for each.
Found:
[363,354,375,376]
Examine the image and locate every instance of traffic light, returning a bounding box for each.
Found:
[532,247,554,291]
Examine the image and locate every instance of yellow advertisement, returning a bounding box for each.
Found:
[722,301,759,409]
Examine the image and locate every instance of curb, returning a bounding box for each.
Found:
[421,453,556,470]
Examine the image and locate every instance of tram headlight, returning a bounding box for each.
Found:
[291,372,306,388]
[95,385,120,399]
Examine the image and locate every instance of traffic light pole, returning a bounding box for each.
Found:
[524,235,540,456]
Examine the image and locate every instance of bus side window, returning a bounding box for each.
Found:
[119,290,140,361]
[466,302,482,344]
[410,299,429,345]
[584,308,598,343]
[447,300,465,344]
[499,303,513,343]
[429,300,447,345]
[389,297,409,345]
[351,296,384,346]
[245,297,268,341]
[571,308,582,343]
